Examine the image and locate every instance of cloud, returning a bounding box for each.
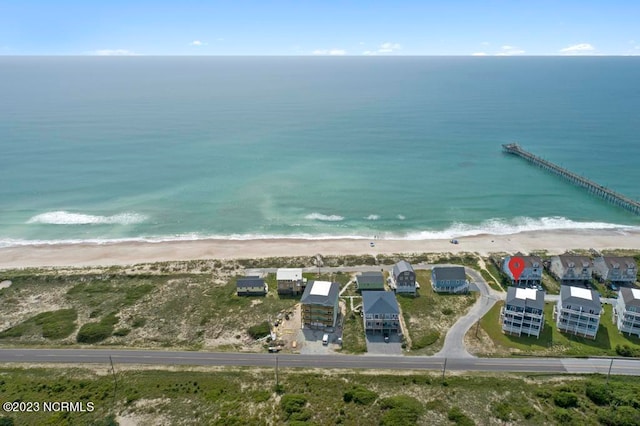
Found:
[472,52,487,56]
[90,49,137,56]
[559,43,595,54]
[496,45,525,56]
[362,42,402,55]
[312,49,346,55]
[190,40,207,46]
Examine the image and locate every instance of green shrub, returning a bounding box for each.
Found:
[448,406,475,425]
[554,391,579,408]
[247,322,271,339]
[280,394,307,416]
[132,317,146,328]
[343,386,378,405]
[380,395,424,426]
[0,416,15,426]
[77,323,113,343]
[411,331,440,349]
[586,382,613,406]
[491,401,512,421]
[615,344,640,357]
[598,406,640,426]
[35,309,77,339]
[113,328,131,337]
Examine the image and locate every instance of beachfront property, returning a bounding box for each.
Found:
[593,256,638,285]
[500,287,545,338]
[362,291,401,335]
[236,276,267,296]
[554,285,602,339]
[502,254,543,286]
[613,287,640,337]
[300,281,340,329]
[276,268,306,295]
[431,266,469,294]
[391,260,417,295]
[549,255,593,286]
[356,271,385,291]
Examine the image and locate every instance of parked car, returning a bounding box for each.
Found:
[322,334,329,345]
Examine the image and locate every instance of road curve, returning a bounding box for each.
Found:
[0,349,639,376]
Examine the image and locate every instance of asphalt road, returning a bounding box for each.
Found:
[1,349,639,376]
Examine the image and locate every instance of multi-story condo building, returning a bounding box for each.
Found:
[550,255,592,285]
[614,287,640,337]
[501,287,545,338]
[300,281,340,329]
[554,285,601,339]
[593,256,638,285]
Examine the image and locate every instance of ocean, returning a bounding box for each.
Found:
[1,56,639,247]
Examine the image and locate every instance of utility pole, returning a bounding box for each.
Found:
[109,355,118,410]
[442,358,447,381]
[606,358,614,385]
[275,355,279,388]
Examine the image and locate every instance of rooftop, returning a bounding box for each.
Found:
[301,281,339,307]
[362,291,400,315]
[515,287,538,300]
[432,266,466,281]
[620,287,640,307]
[560,285,601,312]
[309,281,332,297]
[506,286,545,310]
[277,268,302,281]
[570,286,593,300]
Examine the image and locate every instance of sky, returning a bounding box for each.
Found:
[1,1,639,56]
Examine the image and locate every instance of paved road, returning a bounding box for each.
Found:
[0,349,638,375]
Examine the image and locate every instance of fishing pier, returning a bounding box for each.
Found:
[502,143,640,215]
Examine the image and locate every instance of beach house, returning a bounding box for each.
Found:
[501,287,545,338]
[431,266,469,294]
[362,291,401,335]
[300,281,340,329]
[549,255,593,286]
[593,256,638,285]
[391,260,416,295]
[502,254,543,287]
[613,287,640,337]
[356,271,385,291]
[276,268,305,295]
[236,276,267,296]
[554,285,601,339]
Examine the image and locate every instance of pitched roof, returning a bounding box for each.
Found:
[362,291,400,315]
[393,260,414,278]
[236,276,266,289]
[505,287,545,310]
[300,281,339,306]
[432,266,466,281]
[620,287,640,308]
[356,271,384,285]
[557,255,591,269]
[277,268,303,281]
[560,285,601,311]
[599,256,637,270]
[507,253,542,269]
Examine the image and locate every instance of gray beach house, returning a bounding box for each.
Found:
[614,287,640,337]
[362,291,401,335]
[501,287,545,338]
[236,276,267,296]
[300,281,340,329]
[276,268,305,296]
[392,260,417,295]
[549,255,593,286]
[554,285,601,339]
[431,266,469,294]
[593,256,638,285]
[502,254,543,287]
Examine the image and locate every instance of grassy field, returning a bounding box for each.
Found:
[0,267,297,351]
[473,302,640,357]
[340,307,367,354]
[397,270,477,355]
[1,366,639,425]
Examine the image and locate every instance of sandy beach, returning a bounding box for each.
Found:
[0,229,638,269]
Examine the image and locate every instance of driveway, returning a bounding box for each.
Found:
[365,333,403,355]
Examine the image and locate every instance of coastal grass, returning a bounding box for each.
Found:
[0,309,77,340]
[475,302,640,357]
[340,308,367,354]
[398,270,476,354]
[1,366,639,425]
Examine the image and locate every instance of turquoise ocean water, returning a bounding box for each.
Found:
[1,56,639,246]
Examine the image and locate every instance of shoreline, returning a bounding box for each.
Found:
[0,229,638,269]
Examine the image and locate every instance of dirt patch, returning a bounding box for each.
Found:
[0,280,11,289]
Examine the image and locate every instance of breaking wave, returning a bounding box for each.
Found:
[27,211,148,225]
[304,213,345,221]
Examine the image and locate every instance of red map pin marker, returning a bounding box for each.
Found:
[508,256,526,282]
